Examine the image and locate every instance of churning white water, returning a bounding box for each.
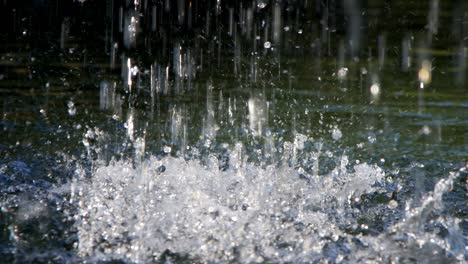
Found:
[71,141,465,263]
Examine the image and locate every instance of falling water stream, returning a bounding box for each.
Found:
[0,0,467,263]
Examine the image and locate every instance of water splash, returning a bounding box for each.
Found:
[73,146,386,262]
[71,142,465,263]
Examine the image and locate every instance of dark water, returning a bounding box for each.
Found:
[0,0,467,263]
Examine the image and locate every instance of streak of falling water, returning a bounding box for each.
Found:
[170,105,184,147]
[343,0,362,58]
[455,43,466,85]
[123,11,139,49]
[173,43,182,93]
[126,108,135,141]
[99,80,115,111]
[234,31,241,76]
[134,135,146,175]
[150,62,158,96]
[248,93,267,137]
[246,7,253,40]
[165,0,170,12]
[320,1,329,55]
[427,0,440,41]
[205,9,210,36]
[126,57,133,92]
[337,39,345,70]
[228,8,234,36]
[150,62,157,116]
[163,65,170,95]
[215,0,221,16]
[178,0,185,26]
[171,105,188,156]
[187,1,192,29]
[250,54,258,83]
[151,5,157,31]
[401,35,412,72]
[313,142,323,178]
[202,82,217,144]
[60,18,69,50]
[337,40,347,83]
[311,38,322,78]
[110,42,118,69]
[121,54,128,84]
[377,34,386,70]
[272,3,282,44]
[119,6,124,32]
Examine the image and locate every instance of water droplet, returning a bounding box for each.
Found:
[419,125,431,135]
[67,100,77,116]
[257,2,267,9]
[370,83,380,96]
[163,146,172,154]
[388,200,398,209]
[418,60,432,84]
[331,128,342,141]
[131,65,139,76]
[264,41,271,49]
[337,67,348,79]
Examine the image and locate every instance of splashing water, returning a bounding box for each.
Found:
[74,146,380,262]
[71,141,465,263]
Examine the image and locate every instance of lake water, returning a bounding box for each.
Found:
[0,0,467,263]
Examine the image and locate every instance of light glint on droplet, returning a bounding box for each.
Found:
[264,41,271,49]
[418,60,432,86]
[127,58,132,88]
[331,128,342,141]
[370,83,380,96]
[257,2,267,9]
[337,67,348,79]
[163,146,172,153]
